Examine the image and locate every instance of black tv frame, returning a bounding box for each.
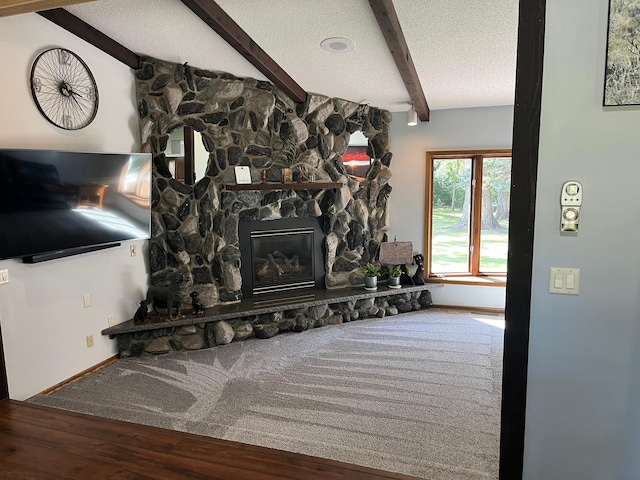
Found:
[0,148,151,263]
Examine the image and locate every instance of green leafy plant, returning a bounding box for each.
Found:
[389,264,402,278]
[279,132,301,166]
[362,263,380,278]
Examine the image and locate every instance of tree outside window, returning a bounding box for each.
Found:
[425,150,511,278]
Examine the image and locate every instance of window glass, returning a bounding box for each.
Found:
[479,157,511,272]
[431,158,472,273]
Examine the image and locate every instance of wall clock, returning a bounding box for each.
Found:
[30,48,99,130]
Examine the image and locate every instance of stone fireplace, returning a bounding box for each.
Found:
[102,58,434,358]
[135,57,394,308]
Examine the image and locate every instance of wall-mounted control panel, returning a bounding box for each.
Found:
[560,181,582,232]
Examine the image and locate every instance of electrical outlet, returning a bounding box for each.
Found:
[130,245,137,257]
[0,269,8,285]
[83,294,91,308]
[86,335,94,348]
[107,314,115,327]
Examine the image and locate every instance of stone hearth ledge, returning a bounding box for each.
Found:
[102,285,433,357]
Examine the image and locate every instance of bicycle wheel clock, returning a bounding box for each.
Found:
[30,48,99,130]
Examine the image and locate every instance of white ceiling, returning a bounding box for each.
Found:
[65,0,519,113]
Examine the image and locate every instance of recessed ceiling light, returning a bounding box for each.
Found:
[320,37,356,54]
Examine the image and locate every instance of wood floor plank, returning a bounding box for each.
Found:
[15,411,181,452]
[1,413,229,479]
[7,404,322,479]
[0,432,122,478]
[0,400,422,480]
[171,435,419,480]
[1,459,72,480]
[8,402,182,451]
[0,419,194,479]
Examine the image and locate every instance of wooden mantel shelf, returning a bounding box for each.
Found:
[224,181,342,191]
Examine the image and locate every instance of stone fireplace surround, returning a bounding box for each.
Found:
[137,56,393,305]
[114,57,433,355]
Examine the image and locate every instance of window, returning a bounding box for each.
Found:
[425,150,511,280]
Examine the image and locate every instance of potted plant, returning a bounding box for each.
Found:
[362,263,380,290]
[389,264,402,287]
[279,133,300,183]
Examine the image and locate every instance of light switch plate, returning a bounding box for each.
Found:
[549,267,580,295]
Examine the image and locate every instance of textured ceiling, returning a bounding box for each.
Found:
[65,0,519,113]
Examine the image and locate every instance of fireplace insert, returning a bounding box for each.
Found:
[239,217,325,297]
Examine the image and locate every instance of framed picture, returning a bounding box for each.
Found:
[234,166,252,184]
[603,0,640,106]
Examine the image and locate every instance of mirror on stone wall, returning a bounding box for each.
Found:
[166,126,209,185]
[163,115,375,185]
[343,130,373,180]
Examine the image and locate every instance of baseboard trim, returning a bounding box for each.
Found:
[432,304,505,315]
[39,355,119,396]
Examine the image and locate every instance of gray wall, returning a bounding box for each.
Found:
[524,0,640,478]
[0,13,147,400]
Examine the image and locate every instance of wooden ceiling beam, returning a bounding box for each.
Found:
[369,0,430,121]
[37,8,140,70]
[180,0,307,104]
[0,0,92,17]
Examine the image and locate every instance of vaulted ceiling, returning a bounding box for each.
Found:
[2,0,519,120]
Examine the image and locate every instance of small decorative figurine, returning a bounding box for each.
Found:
[412,253,426,285]
[133,300,149,324]
[144,274,184,320]
[190,291,205,315]
[400,264,414,285]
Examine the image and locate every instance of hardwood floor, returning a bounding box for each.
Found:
[0,400,421,479]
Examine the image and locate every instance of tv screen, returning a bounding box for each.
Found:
[0,149,152,261]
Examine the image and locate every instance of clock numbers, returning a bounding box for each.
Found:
[58,49,71,65]
[63,115,73,130]
[32,77,41,93]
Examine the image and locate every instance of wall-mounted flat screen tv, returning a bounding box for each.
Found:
[0,149,152,262]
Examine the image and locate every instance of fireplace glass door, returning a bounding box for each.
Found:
[250,227,315,295]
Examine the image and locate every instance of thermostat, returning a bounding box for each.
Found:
[560,181,582,232]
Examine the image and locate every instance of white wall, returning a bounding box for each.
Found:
[0,14,147,400]
[388,106,513,309]
[524,0,640,478]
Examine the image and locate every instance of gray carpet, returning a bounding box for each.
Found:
[29,308,504,480]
